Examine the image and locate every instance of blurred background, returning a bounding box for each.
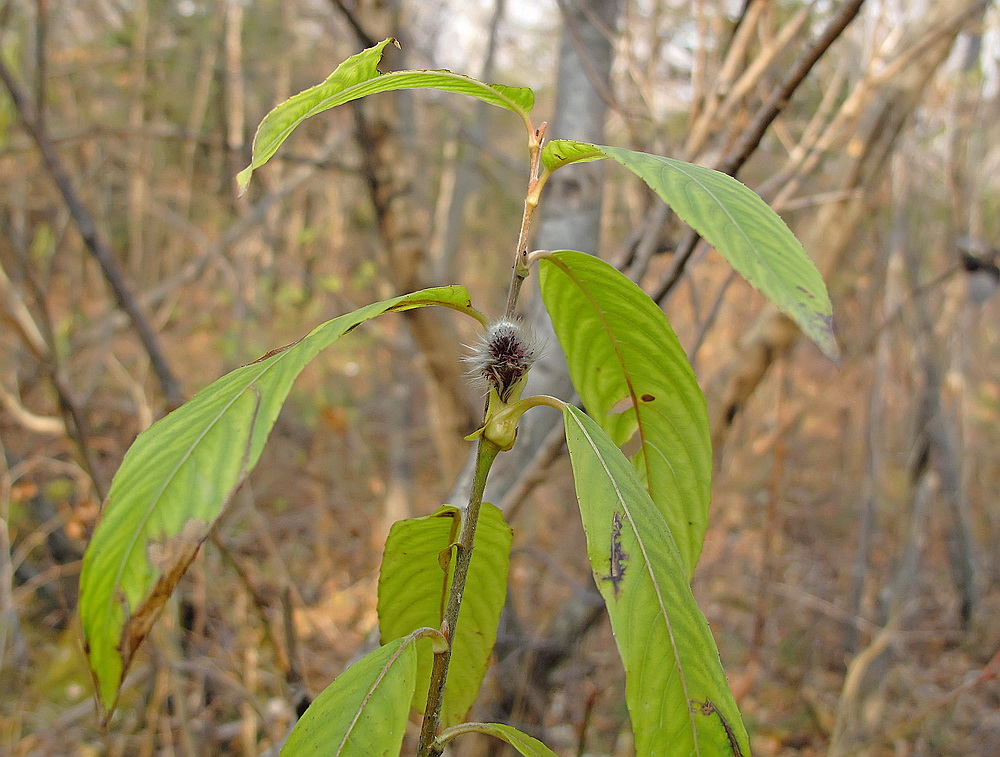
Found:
[1,0,998,754]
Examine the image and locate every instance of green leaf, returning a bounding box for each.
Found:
[562,405,750,757]
[543,140,837,360]
[78,286,478,716]
[378,503,512,726]
[438,722,560,757]
[540,139,604,172]
[539,250,711,578]
[237,39,534,191]
[280,636,417,756]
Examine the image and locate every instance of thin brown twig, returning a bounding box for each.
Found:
[719,0,869,178]
[651,0,868,304]
[553,0,627,118]
[740,367,794,698]
[503,122,546,319]
[689,268,737,369]
[34,0,47,135]
[8,229,108,499]
[327,0,379,49]
[879,648,1000,746]
[500,422,567,522]
[0,56,182,408]
[210,533,291,681]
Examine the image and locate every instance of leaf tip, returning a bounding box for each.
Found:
[813,313,841,363]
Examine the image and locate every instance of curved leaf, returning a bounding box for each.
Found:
[562,405,750,757]
[539,250,710,577]
[280,636,417,756]
[79,286,478,715]
[238,39,534,191]
[438,722,560,757]
[543,140,837,360]
[378,503,512,726]
[540,139,604,172]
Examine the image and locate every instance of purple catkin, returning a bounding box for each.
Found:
[465,319,542,401]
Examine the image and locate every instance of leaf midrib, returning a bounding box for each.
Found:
[549,257,652,491]
[105,295,458,618]
[566,408,700,753]
[335,639,411,755]
[549,256,699,559]
[108,355,285,620]
[268,70,527,160]
[646,154,759,263]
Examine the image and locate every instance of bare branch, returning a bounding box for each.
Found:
[0,57,182,407]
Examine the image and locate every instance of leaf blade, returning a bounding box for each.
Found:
[562,405,750,756]
[545,141,837,359]
[440,722,560,757]
[539,250,711,577]
[378,503,512,726]
[540,139,605,172]
[79,286,476,714]
[280,637,417,756]
[238,39,533,191]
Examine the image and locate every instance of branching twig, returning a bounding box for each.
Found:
[0,56,182,407]
[650,0,868,304]
[879,648,1000,746]
[718,0,868,180]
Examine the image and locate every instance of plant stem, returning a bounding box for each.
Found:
[416,437,501,757]
[503,123,547,319]
[417,123,549,755]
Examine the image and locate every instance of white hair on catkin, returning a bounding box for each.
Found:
[464,318,544,401]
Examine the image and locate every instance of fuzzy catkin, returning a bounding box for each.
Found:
[465,319,543,401]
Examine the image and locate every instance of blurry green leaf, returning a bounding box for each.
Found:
[317,274,344,293]
[378,503,512,726]
[562,405,750,756]
[238,39,534,191]
[79,286,478,716]
[543,140,838,360]
[280,636,417,756]
[29,223,54,263]
[439,722,560,757]
[540,250,710,577]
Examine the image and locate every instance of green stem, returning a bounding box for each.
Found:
[416,437,501,757]
[417,123,550,756]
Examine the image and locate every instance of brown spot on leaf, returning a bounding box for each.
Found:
[691,698,744,756]
[119,519,211,679]
[602,512,630,598]
[640,393,655,402]
[247,337,304,365]
[146,518,208,572]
